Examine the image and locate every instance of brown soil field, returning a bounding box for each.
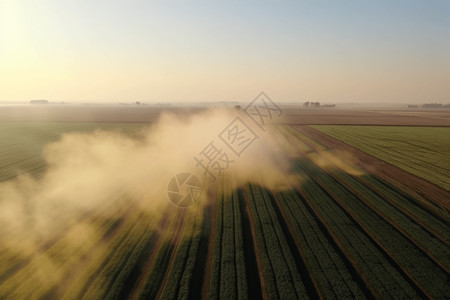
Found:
[0,105,203,123]
[282,108,450,126]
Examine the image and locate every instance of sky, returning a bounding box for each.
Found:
[1,0,449,103]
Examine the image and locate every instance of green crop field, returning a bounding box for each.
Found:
[0,122,147,183]
[311,125,450,191]
[0,122,449,299]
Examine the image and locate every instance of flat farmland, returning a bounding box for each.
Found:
[311,126,450,191]
[2,105,450,125]
[0,107,449,299]
[0,122,147,182]
[282,107,450,126]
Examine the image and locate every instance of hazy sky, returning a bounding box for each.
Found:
[1,0,449,103]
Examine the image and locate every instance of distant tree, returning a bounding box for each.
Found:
[422,103,442,108]
[312,102,320,107]
[303,101,310,107]
[136,101,141,105]
[30,100,48,104]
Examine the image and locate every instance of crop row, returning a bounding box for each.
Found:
[314,126,450,167]
[292,159,421,298]
[354,173,450,237]
[325,167,450,268]
[136,209,187,299]
[283,126,450,297]
[64,207,164,299]
[275,188,366,298]
[0,200,148,299]
[246,184,308,299]
[306,161,450,298]
[312,126,450,190]
[208,180,247,299]
[291,125,450,262]
[0,156,46,182]
[80,208,167,300]
[0,192,131,280]
[160,204,204,300]
[287,125,450,223]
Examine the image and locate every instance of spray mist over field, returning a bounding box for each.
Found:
[0,108,371,296]
[0,108,294,258]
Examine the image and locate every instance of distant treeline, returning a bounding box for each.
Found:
[303,102,335,108]
[30,100,48,104]
[29,100,66,104]
[406,103,450,109]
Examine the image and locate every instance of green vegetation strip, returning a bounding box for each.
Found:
[287,155,419,298]
[0,122,147,182]
[160,205,204,299]
[311,126,450,191]
[208,180,247,299]
[246,184,308,299]
[276,189,365,298]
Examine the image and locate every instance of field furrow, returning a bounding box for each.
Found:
[246,184,309,299]
[275,188,368,299]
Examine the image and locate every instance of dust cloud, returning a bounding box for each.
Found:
[0,108,292,259]
[306,150,364,176]
[0,108,367,297]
